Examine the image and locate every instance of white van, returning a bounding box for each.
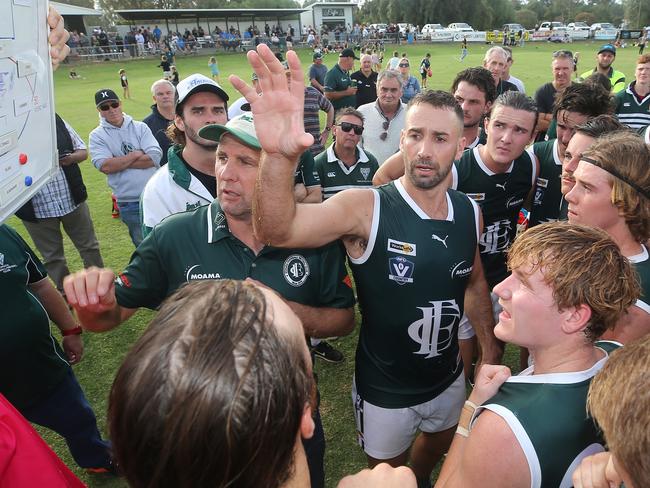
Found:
[447,23,474,32]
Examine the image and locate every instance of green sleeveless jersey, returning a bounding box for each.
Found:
[350,179,479,408]
[473,342,618,488]
[452,146,536,288]
[630,246,650,314]
[314,145,379,199]
[530,139,563,226]
[294,150,320,188]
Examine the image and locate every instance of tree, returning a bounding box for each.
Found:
[624,0,650,28]
[574,11,596,25]
[515,9,538,28]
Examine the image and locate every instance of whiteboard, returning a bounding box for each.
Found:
[0,0,57,223]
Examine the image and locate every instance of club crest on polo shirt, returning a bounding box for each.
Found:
[283,254,310,287]
[0,253,17,273]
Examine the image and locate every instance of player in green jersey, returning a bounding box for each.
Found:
[529,83,612,226]
[237,45,501,488]
[573,335,650,488]
[566,131,650,342]
[373,67,495,186]
[436,222,640,488]
[559,115,626,218]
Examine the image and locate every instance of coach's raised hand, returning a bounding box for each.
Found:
[229,45,313,161]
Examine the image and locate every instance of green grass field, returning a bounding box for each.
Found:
[7,39,642,487]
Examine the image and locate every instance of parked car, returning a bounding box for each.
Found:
[447,22,474,32]
[421,23,445,36]
[567,21,590,32]
[590,22,615,32]
[538,21,565,31]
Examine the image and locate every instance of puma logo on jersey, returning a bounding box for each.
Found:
[495,182,507,191]
[431,234,449,248]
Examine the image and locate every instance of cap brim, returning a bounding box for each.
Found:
[180,84,230,106]
[199,124,261,150]
[96,97,119,107]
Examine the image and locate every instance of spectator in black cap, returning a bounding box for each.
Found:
[324,48,359,110]
[579,44,626,93]
[89,88,162,247]
[309,52,328,93]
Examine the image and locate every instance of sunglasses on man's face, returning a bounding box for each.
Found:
[399,63,410,67]
[338,122,364,135]
[99,102,120,111]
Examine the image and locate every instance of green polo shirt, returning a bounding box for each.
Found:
[115,201,354,311]
[0,225,70,410]
[324,63,356,110]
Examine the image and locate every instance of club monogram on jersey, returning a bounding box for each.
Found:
[408,300,461,359]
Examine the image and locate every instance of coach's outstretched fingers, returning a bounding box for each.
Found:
[229,44,313,161]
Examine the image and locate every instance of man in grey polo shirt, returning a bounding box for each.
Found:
[358,70,406,165]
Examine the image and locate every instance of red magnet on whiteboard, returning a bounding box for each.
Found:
[19,154,28,164]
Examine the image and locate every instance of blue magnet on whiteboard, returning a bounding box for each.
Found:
[25,176,33,186]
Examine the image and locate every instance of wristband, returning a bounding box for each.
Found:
[325,126,332,131]
[61,326,83,337]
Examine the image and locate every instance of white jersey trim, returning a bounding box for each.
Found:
[508,350,607,384]
[467,135,480,149]
[349,189,380,265]
[474,403,540,488]
[525,146,538,186]
[473,146,514,176]
[207,203,214,243]
[627,246,649,314]
[552,139,562,166]
[469,197,480,242]
[645,126,650,144]
[627,245,649,264]
[394,178,453,221]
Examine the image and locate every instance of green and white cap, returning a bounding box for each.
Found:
[198,113,260,150]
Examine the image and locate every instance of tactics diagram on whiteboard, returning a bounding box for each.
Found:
[0,0,57,223]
